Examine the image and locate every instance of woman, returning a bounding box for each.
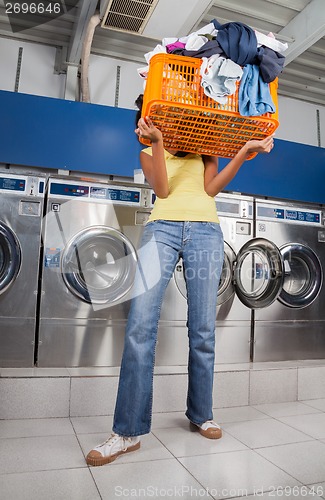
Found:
[86,107,274,467]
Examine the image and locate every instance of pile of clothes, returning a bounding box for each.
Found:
[138,19,287,117]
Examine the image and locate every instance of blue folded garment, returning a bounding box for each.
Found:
[211,19,258,66]
[239,64,276,116]
[255,46,285,83]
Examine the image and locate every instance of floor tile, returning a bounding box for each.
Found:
[0,435,85,474]
[0,469,100,500]
[91,458,212,499]
[153,374,188,412]
[70,415,113,435]
[298,367,325,401]
[151,411,188,429]
[256,441,325,484]
[251,361,300,370]
[214,363,251,372]
[213,370,249,408]
[179,449,301,499]
[0,378,70,419]
[296,360,325,367]
[67,367,120,377]
[0,418,74,439]
[277,413,325,439]
[222,418,312,448]
[70,377,118,417]
[302,399,325,412]
[154,366,188,375]
[153,407,268,429]
[253,401,321,418]
[0,368,70,377]
[78,432,173,464]
[214,405,269,423]
[250,368,297,405]
[152,425,247,458]
[0,369,35,377]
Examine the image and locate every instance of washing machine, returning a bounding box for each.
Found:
[0,172,45,367]
[37,175,153,367]
[167,192,258,364]
[253,197,325,361]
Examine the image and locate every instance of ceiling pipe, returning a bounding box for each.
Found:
[80,13,101,103]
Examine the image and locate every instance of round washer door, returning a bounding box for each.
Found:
[234,238,284,309]
[174,242,236,305]
[0,222,21,295]
[61,226,137,304]
[279,243,323,308]
[217,242,236,305]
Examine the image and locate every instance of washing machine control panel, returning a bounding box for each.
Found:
[49,180,149,207]
[215,196,253,219]
[256,204,322,225]
[0,174,45,197]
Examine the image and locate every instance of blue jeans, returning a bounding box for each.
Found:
[113,220,224,437]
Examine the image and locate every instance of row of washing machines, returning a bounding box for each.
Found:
[1,171,325,367]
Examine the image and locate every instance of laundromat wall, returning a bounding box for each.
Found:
[1,89,325,204]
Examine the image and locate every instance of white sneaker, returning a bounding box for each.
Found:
[192,420,222,439]
[86,432,141,466]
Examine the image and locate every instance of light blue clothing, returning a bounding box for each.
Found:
[113,220,224,437]
[200,55,243,104]
[239,64,276,116]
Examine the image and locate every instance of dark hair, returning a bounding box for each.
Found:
[135,94,143,126]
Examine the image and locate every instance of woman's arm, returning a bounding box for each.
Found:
[204,135,275,197]
[135,117,169,198]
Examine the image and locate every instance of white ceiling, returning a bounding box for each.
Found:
[0,0,324,107]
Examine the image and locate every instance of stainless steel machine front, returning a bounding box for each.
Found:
[254,198,325,361]
[0,173,45,366]
[37,176,152,367]
[215,193,255,363]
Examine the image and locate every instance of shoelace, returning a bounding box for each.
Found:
[97,433,133,451]
[98,433,120,448]
[205,420,221,429]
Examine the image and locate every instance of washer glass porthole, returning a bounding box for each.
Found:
[0,223,21,295]
[279,243,322,308]
[234,238,284,309]
[61,226,137,305]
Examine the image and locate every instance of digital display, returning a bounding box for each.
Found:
[50,183,89,197]
[285,210,320,223]
[257,206,285,219]
[106,188,140,203]
[90,187,106,198]
[216,200,240,215]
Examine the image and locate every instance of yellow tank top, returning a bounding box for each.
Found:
[143,148,219,223]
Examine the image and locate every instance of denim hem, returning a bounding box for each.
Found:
[112,427,150,438]
[185,411,213,426]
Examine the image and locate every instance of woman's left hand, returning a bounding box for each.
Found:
[244,134,275,154]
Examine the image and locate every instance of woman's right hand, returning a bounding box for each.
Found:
[135,117,163,143]
[244,134,275,154]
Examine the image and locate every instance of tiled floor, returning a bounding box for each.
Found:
[1,400,325,500]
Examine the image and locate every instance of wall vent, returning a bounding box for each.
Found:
[101,0,159,34]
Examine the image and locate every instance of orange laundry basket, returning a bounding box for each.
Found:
[140,53,279,160]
